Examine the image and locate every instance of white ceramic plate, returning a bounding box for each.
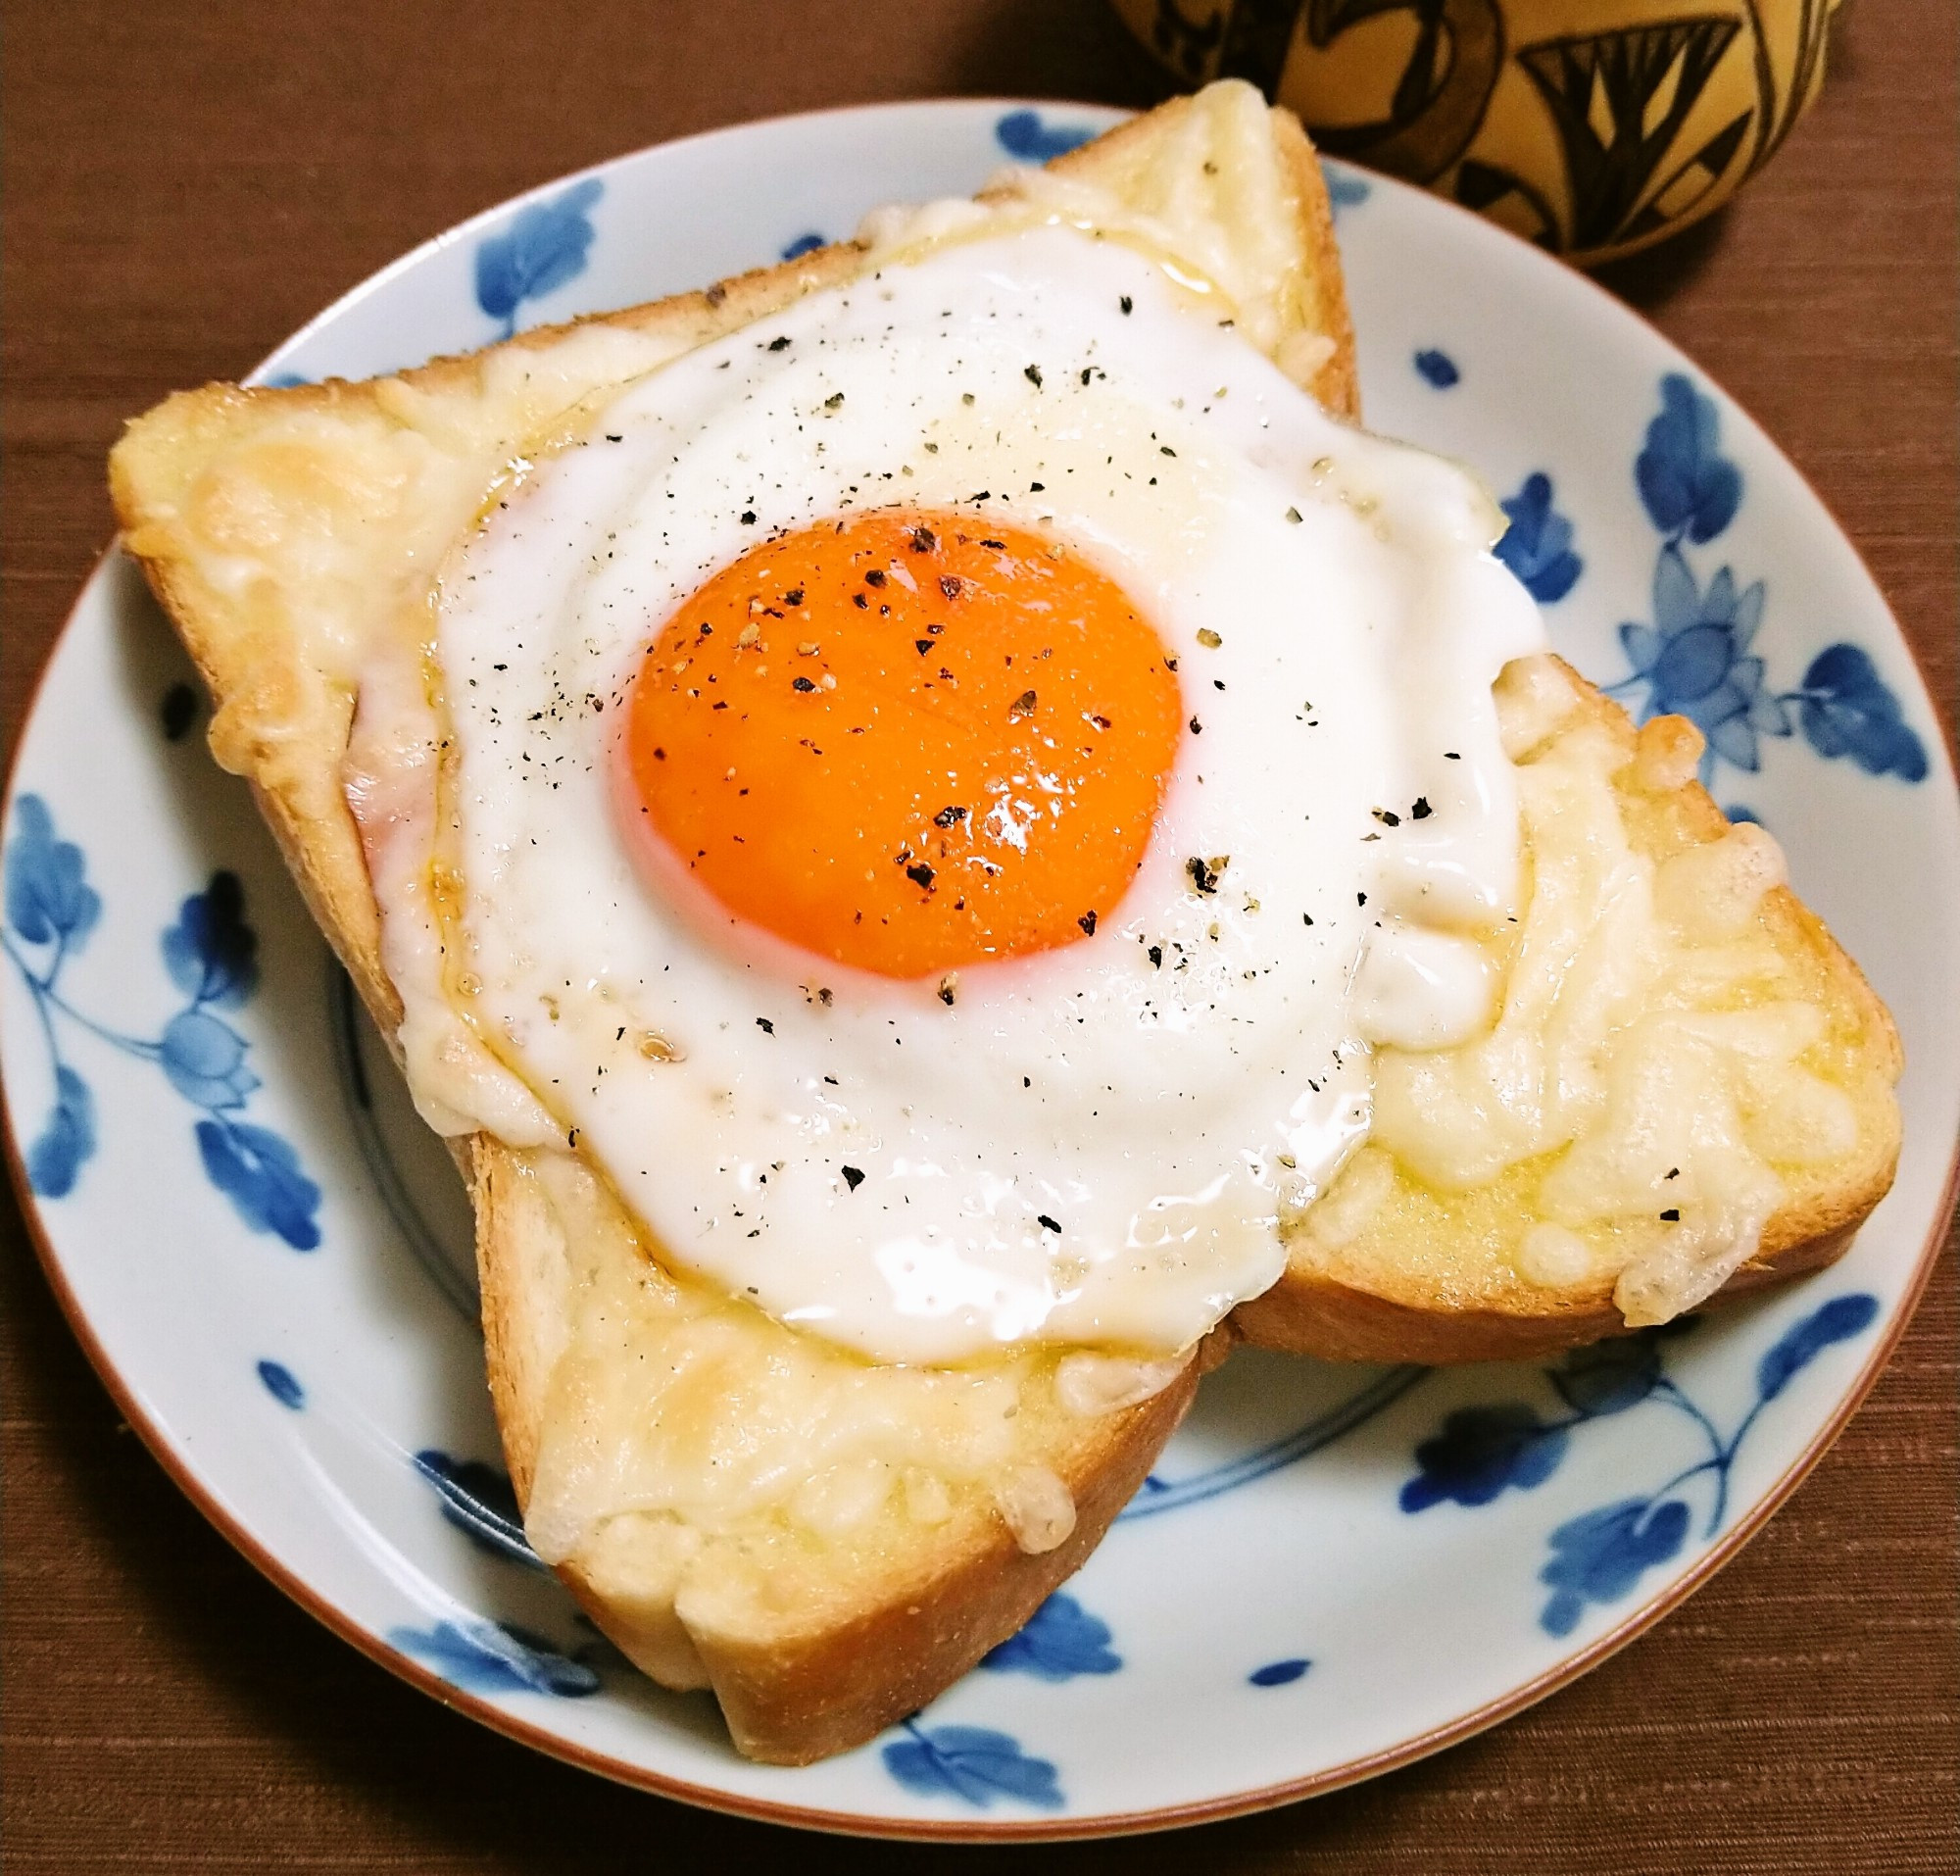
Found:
[5,101,1956,1842]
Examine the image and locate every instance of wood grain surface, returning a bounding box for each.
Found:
[3,2,1954,1868]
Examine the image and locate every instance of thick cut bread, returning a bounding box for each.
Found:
[1232,655,1902,1364]
[109,83,1350,1763]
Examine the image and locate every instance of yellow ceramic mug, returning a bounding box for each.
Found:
[1110,0,1839,264]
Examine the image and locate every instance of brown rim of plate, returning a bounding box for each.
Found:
[4,102,1958,1838]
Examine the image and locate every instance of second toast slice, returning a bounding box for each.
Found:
[1233,654,1902,1364]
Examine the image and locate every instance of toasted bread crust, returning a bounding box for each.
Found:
[1231,658,1903,1364]
[1229,1216,1871,1365]
[692,1335,1216,1764]
[583,1326,1233,1765]
[110,88,1351,1761]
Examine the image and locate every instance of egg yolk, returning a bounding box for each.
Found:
[621,511,1184,980]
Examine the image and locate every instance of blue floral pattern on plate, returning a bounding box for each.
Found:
[883,1720,1065,1810]
[979,1593,1121,1681]
[389,1618,602,1698]
[414,1449,543,1570]
[1414,348,1459,388]
[1399,1294,1880,1635]
[1609,375,1928,786]
[256,1358,305,1409]
[1325,166,1371,216]
[475,177,604,341]
[4,797,321,1247]
[1494,472,1584,603]
[1249,1657,1311,1687]
[266,1370,592,1684]
[1119,1364,1427,1518]
[994,109,1095,162]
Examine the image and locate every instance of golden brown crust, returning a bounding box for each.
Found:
[109,88,1353,1762]
[1232,658,1903,1365]
[1267,107,1358,421]
[671,1329,1226,1765]
[1228,1218,1868,1366]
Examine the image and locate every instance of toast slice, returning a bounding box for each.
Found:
[108,81,1351,1763]
[1231,654,1903,1364]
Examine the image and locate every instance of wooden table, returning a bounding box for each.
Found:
[3,3,1953,1868]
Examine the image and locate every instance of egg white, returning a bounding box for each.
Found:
[424,225,1543,1363]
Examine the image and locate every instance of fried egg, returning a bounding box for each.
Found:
[410,222,1543,1364]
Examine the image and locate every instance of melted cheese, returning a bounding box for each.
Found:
[1353,658,1866,1324]
[519,1150,1100,1564]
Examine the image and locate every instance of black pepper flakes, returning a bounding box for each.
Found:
[1024,364,1043,388]
[841,1165,865,1190]
[766,334,791,351]
[1078,910,1098,936]
[1119,295,1133,314]
[909,524,936,552]
[1038,1213,1061,1233]
[792,675,816,693]
[1659,1208,1681,1221]
[1008,689,1037,720]
[1410,797,1433,819]
[756,1017,774,1034]
[933,805,967,827]
[739,510,757,525]
[906,861,936,890]
[939,574,962,600]
[864,568,887,587]
[1186,856,1226,895]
